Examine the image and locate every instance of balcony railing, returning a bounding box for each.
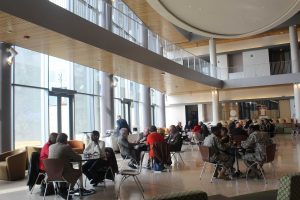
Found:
[48,0,218,77]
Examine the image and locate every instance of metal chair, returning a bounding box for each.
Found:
[117,151,145,199]
[84,165,115,188]
[43,159,72,200]
[199,145,222,183]
[246,143,277,184]
[170,141,184,164]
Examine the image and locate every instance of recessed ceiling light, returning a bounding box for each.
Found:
[161,72,165,75]
[24,35,30,39]
[280,32,284,34]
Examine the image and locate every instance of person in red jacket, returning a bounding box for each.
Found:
[39,132,58,171]
[147,126,164,158]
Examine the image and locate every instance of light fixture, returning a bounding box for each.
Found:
[6,47,18,65]
[112,77,119,87]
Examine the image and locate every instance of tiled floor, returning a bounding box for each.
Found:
[0,134,299,200]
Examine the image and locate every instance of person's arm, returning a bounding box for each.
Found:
[241,134,255,149]
[83,142,92,154]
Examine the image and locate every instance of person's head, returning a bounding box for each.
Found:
[117,115,122,120]
[143,127,150,136]
[199,121,203,126]
[91,130,100,142]
[220,127,228,137]
[169,125,176,134]
[56,133,68,144]
[211,126,221,137]
[157,128,165,136]
[48,132,58,144]
[149,125,157,133]
[235,122,241,128]
[216,122,223,129]
[119,128,129,138]
[177,122,182,126]
[248,124,260,135]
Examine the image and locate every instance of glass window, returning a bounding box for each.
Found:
[49,56,73,90]
[74,94,93,140]
[14,87,47,149]
[14,47,48,87]
[74,64,93,94]
[94,69,101,95]
[94,96,101,131]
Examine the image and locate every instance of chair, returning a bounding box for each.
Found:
[246,143,277,184]
[67,140,85,154]
[0,149,27,181]
[117,151,145,199]
[199,145,221,183]
[43,159,72,200]
[25,146,42,170]
[84,165,115,188]
[277,173,300,200]
[170,140,184,164]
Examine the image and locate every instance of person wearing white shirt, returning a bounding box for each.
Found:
[82,130,107,186]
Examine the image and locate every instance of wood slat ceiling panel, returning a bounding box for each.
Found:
[0,11,211,95]
[122,0,188,44]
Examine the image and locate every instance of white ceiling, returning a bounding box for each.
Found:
[147,0,300,38]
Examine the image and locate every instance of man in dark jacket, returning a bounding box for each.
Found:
[116,115,131,134]
[166,125,183,152]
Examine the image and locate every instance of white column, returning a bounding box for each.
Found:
[289,25,299,73]
[198,104,205,122]
[211,89,219,125]
[209,38,217,78]
[294,84,300,122]
[100,72,114,135]
[140,85,151,130]
[157,93,166,128]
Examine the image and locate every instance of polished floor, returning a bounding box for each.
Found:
[0,134,299,200]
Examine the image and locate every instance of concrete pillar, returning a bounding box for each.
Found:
[294,83,300,122]
[157,92,166,128]
[140,85,151,130]
[198,104,205,122]
[211,89,219,125]
[100,72,114,135]
[289,25,299,73]
[0,43,12,152]
[209,38,217,78]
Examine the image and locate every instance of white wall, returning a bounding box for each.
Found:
[243,49,270,78]
[165,105,186,128]
[217,54,229,80]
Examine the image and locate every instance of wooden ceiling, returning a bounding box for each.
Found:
[0,11,212,95]
[122,0,188,44]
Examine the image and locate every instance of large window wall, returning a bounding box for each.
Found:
[13,46,102,149]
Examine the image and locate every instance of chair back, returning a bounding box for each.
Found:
[68,140,85,154]
[43,159,65,181]
[138,151,145,173]
[231,134,248,145]
[265,143,276,163]
[199,145,211,162]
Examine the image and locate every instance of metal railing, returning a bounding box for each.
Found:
[48,0,217,77]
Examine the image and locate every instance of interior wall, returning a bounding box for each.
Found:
[279,100,291,119]
[243,49,270,78]
[165,105,185,128]
[166,85,293,105]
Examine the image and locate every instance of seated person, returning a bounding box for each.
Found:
[136,127,150,152]
[231,122,248,137]
[203,127,234,180]
[117,128,141,169]
[184,120,193,133]
[49,133,81,199]
[166,125,183,152]
[176,122,183,133]
[241,124,271,178]
[147,126,164,158]
[39,132,58,171]
[82,130,107,186]
[220,127,229,144]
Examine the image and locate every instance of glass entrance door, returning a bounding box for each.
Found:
[49,92,74,138]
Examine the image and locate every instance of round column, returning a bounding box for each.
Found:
[209,38,217,78]
[211,89,219,125]
[289,25,299,73]
[294,83,300,122]
[140,85,151,131]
